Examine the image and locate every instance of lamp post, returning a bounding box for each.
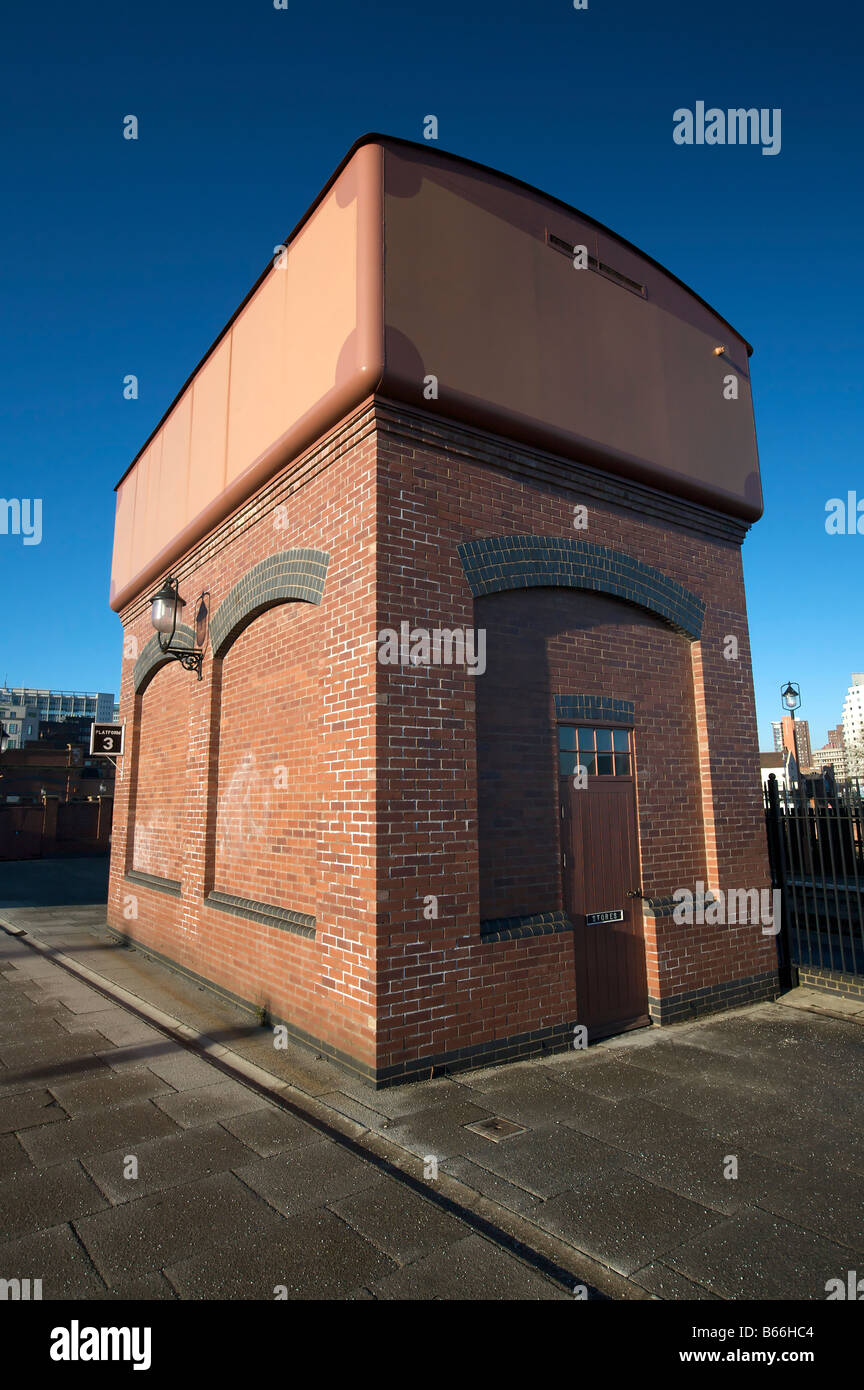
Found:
[780,681,802,791]
[149,576,205,680]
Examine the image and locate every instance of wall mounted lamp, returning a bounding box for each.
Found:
[149,575,206,680]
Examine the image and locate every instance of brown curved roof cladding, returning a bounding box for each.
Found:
[109,135,761,613]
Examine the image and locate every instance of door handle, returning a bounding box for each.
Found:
[625,887,644,898]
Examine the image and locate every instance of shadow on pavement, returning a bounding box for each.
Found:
[0,856,109,908]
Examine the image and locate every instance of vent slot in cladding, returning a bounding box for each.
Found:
[546,230,647,298]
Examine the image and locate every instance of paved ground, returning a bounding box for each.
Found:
[1,858,863,1301]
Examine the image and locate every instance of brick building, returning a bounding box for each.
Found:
[106,135,777,1086]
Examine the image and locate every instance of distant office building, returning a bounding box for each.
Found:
[35,717,96,750]
[810,742,851,781]
[0,688,115,750]
[771,721,784,753]
[0,705,40,750]
[0,688,115,722]
[827,724,845,748]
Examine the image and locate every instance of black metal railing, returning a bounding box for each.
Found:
[764,774,864,981]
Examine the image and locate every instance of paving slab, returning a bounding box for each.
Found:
[378,1098,498,1160]
[0,1223,107,1298]
[0,1160,109,1241]
[152,1078,271,1128]
[94,1041,196,1074]
[0,1053,111,1098]
[318,1088,390,1132]
[48,1068,175,1116]
[455,1123,630,1201]
[334,1070,458,1120]
[329,1178,469,1265]
[73,1170,292,1288]
[744,1155,864,1252]
[440,1153,546,1218]
[89,1013,168,1047]
[235,1138,384,1217]
[16,1098,181,1168]
[164,1206,399,1300]
[534,1170,727,1277]
[0,1030,116,1071]
[0,1131,35,1177]
[629,1260,721,1300]
[218,1105,324,1157]
[664,1207,861,1300]
[0,1086,68,1134]
[80,1124,260,1204]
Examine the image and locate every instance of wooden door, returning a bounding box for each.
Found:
[559,724,649,1038]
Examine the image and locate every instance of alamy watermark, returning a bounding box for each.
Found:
[377,621,486,675]
[673,882,780,935]
[673,103,781,156]
[1,498,42,545]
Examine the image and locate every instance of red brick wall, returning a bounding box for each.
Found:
[475,588,705,924]
[129,660,192,882]
[107,395,775,1083]
[108,404,379,1071]
[210,602,321,920]
[375,401,775,1072]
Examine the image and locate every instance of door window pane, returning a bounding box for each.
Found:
[559,724,633,776]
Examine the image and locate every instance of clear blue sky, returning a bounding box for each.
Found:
[1,0,860,747]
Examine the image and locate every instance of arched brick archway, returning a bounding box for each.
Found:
[209,549,329,658]
[457,535,705,640]
[133,624,198,694]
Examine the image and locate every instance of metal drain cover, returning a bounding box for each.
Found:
[464,1116,528,1142]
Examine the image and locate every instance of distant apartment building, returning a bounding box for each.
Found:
[772,716,812,772]
[0,687,115,750]
[842,674,864,777]
[793,719,812,771]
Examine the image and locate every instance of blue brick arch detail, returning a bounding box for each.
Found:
[133,624,197,693]
[457,535,705,640]
[209,549,330,657]
[554,694,635,725]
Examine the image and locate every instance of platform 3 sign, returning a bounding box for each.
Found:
[89,722,125,756]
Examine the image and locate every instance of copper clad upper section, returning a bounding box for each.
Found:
[110,136,761,612]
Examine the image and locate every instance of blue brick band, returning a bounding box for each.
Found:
[209,549,330,657]
[133,624,197,693]
[480,910,572,943]
[458,535,705,640]
[554,694,635,724]
[206,890,316,938]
